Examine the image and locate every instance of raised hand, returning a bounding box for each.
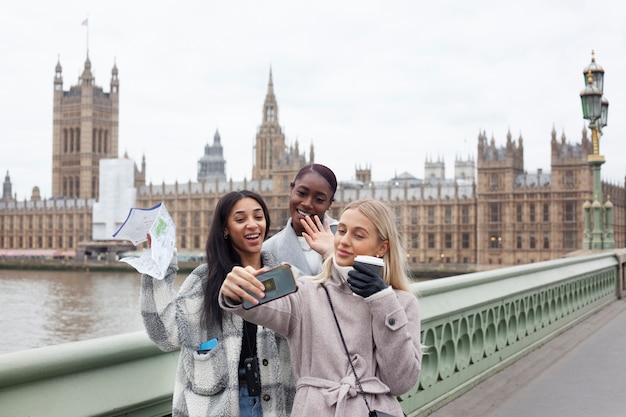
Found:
[300,215,334,259]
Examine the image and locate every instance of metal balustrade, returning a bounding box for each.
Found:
[401,251,622,416]
[0,250,623,417]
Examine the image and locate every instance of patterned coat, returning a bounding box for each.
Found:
[140,251,295,417]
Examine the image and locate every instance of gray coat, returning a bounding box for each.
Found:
[141,251,295,417]
[221,264,422,417]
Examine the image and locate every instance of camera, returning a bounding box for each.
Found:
[243,264,297,309]
[243,357,261,396]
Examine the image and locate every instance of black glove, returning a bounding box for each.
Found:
[347,261,387,298]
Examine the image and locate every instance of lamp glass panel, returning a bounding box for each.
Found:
[601,99,609,127]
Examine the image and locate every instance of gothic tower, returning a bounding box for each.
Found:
[52,55,119,199]
[477,129,524,192]
[252,69,309,190]
[454,155,475,182]
[2,171,12,202]
[425,156,446,180]
[550,126,592,192]
[197,129,227,183]
[252,68,286,181]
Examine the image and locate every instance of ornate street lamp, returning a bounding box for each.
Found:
[580,51,613,250]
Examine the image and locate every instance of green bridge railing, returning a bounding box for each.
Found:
[1,250,624,417]
[402,250,625,416]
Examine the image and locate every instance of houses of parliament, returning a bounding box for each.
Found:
[1,55,624,271]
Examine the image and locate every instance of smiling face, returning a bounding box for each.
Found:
[224,197,267,267]
[333,207,389,267]
[289,171,334,235]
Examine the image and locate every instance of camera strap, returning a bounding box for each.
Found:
[242,320,257,357]
[321,283,374,414]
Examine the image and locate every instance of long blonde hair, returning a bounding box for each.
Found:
[316,199,411,292]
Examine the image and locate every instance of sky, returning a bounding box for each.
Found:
[2,0,626,200]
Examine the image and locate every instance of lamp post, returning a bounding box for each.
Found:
[579,51,614,249]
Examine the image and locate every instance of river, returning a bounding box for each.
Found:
[1,268,428,355]
[0,269,179,355]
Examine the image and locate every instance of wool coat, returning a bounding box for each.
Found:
[141,252,295,417]
[220,263,421,417]
[263,215,337,277]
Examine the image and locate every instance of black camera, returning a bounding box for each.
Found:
[242,357,261,396]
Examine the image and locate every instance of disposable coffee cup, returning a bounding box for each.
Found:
[353,255,384,276]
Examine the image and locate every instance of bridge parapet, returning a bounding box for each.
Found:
[0,250,624,416]
[403,250,624,416]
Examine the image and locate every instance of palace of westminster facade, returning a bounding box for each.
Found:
[1,55,624,270]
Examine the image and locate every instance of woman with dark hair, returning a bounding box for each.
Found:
[263,163,339,276]
[140,190,295,417]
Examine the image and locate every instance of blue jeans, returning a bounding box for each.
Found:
[239,384,262,417]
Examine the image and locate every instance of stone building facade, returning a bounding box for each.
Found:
[0,57,624,268]
[52,56,120,199]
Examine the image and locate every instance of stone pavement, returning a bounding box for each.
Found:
[427,299,626,417]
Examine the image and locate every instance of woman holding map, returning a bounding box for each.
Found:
[139,190,295,417]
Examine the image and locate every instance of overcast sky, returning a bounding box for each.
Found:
[1,0,625,200]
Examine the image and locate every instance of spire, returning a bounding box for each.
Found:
[2,170,12,202]
[110,59,119,93]
[268,66,274,96]
[214,129,221,145]
[263,67,278,124]
[80,55,94,86]
[54,56,63,90]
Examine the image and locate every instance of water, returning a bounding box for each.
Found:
[0,268,426,355]
[0,269,152,354]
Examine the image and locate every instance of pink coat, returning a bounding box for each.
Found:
[221,264,421,417]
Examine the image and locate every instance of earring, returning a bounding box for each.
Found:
[224,234,229,240]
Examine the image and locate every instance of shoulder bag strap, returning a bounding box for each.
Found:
[321,283,373,413]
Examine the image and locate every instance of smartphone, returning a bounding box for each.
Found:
[243,264,297,309]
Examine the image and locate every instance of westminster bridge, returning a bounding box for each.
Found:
[1,249,625,417]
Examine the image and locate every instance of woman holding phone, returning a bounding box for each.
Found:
[140,190,295,417]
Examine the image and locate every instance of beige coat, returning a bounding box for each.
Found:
[221,264,421,417]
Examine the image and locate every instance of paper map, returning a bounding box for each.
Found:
[112,202,176,279]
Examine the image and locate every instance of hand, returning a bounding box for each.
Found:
[347,261,387,298]
[300,215,334,259]
[220,266,266,306]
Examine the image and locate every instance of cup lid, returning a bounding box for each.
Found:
[354,255,384,267]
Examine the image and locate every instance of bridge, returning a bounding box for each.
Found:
[1,250,624,417]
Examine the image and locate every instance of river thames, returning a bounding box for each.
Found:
[0,269,185,354]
